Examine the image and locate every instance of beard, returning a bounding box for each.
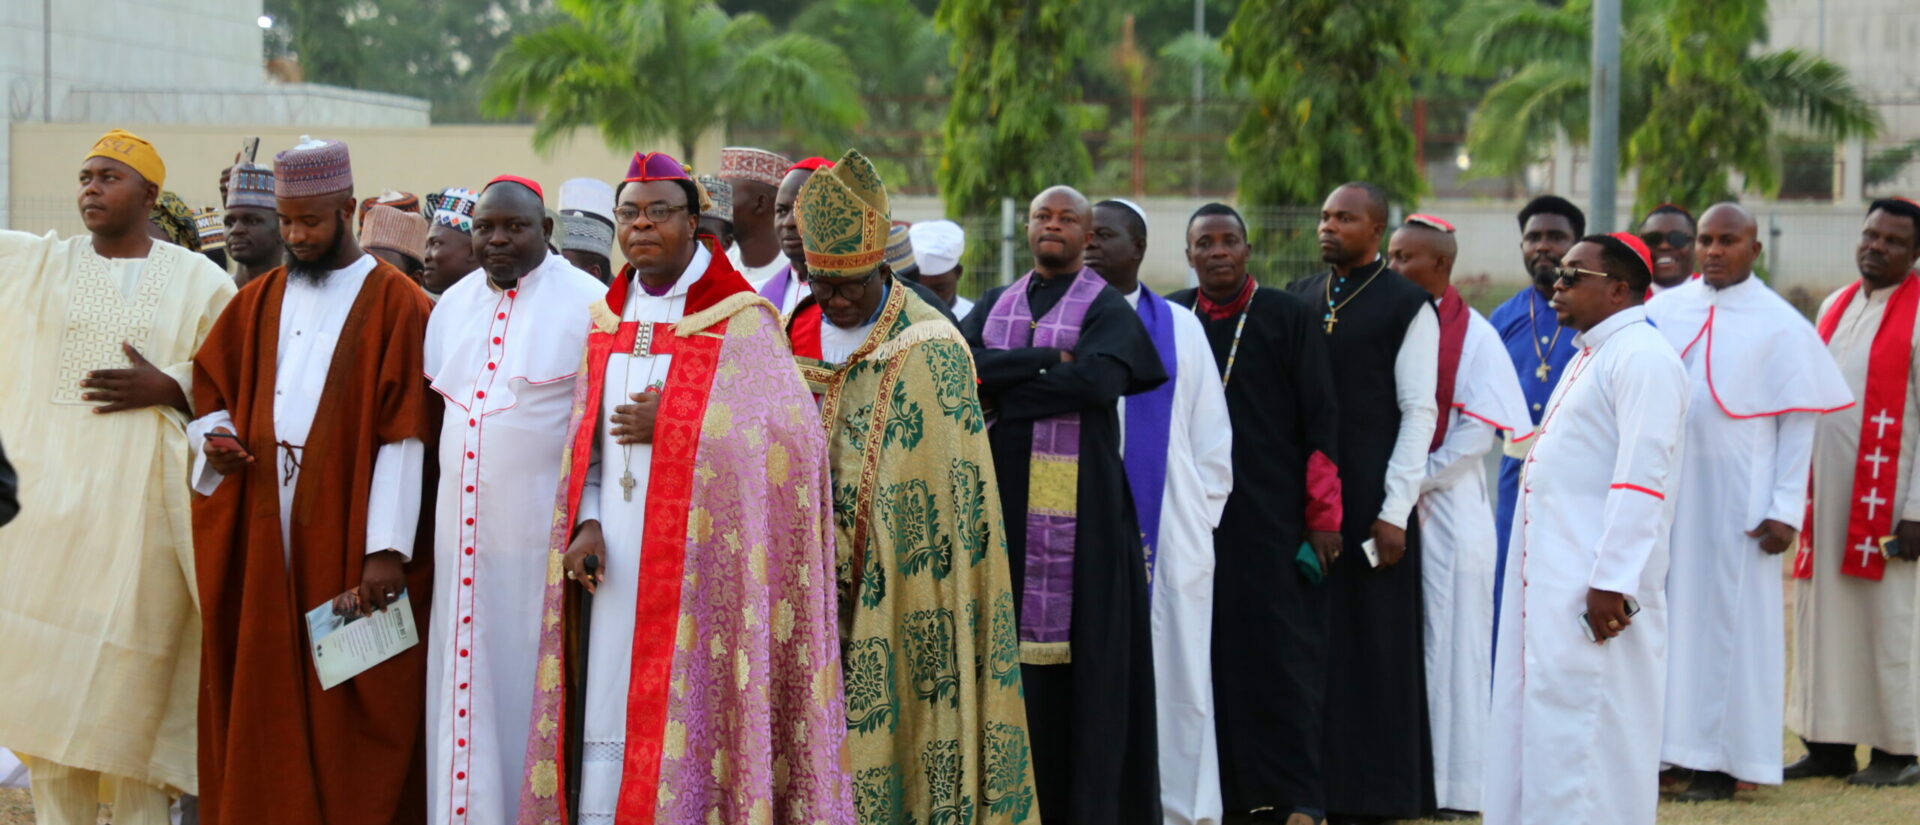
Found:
[285,217,346,285]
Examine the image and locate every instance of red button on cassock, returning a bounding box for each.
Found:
[487,362,497,370]
[457,738,466,747]
[462,616,471,624]
[492,337,501,345]
[465,485,474,493]
[497,312,506,320]
[508,290,517,298]
[459,649,469,657]
[476,390,485,399]
[463,577,472,585]
[465,517,474,525]
[458,709,467,717]
[459,682,468,690]
[466,451,475,459]
[456,807,465,815]
[457,771,466,780]
[468,419,476,427]
[465,547,475,556]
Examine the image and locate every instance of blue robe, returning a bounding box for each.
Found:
[1486,286,1578,657]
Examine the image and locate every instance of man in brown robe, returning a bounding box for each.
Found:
[188,137,436,825]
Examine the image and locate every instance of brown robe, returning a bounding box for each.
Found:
[191,262,437,825]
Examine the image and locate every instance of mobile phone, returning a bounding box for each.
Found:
[1579,595,1642,643]
[1360,538,1380,568]
[241,136,260,164]
[1880,536,1901,560]
[206,431,250,458]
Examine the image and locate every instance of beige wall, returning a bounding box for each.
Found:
[7,122,721,236]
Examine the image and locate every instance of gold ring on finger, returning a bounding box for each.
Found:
[1606,620,1621,630]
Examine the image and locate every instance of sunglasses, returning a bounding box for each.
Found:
[1551,266,1619,288]
[1639,230,1694,249]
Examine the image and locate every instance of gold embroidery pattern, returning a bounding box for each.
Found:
[53,245,172,404]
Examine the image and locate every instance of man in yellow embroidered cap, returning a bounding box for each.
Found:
[0,128,235,824]
[786,149,1039,825]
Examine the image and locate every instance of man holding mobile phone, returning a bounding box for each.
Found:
[1483,233,1687,825]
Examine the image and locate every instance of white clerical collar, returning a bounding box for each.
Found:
[1122,283,1142,308]
[1573,305,1648,350]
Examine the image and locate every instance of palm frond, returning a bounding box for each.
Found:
[1465,61,1589,177]
[1743,49,1883,140]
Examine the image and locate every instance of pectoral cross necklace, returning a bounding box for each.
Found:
[1526,292,1565,382]
[618,293,679,501]
[1322,262,1384,334]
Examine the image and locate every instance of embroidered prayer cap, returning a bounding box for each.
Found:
[884,222,916,273]
[794,149,891,279]
[429,187,480,234]
[85,129,165,189]
[485,174,545,202]
[622,151,704,214]
[908,220,966,275]
[150,191,199,251]
[194,208,226,250]
[558,178,616,227]
[357,190,420,230]
[561,212,614,257]
[273,136,353,199]
[226,162,276,210]
[696,175,733,224]
[1406,213,1456,233]
[362,204,429,260]
[719,146,792,188]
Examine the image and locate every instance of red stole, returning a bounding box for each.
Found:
[1430,286,1469,451]
[552,247,753,823]
[1797,272,1920,582]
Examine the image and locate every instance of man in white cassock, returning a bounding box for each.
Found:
[1484,233,1687,825]
[1086,199,1234,825]
[422,177,604,825]
[1388,216,1529,817]
[1787,198,1920,788]
[1645,203,1854,801]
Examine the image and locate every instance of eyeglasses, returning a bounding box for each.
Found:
[613,203,689,225]
[1551,265,1619,288]
[1639,230,1694,249]
[808,270,879,302]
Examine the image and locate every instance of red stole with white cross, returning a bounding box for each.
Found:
[1799,272,1920,581]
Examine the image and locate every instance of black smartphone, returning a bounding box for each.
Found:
[206,431,250,458]
[1579,595,1642,643]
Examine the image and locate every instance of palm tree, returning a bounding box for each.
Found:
[1444,0,1880,214]
[482,0,866,162]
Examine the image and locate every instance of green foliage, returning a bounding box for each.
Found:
[482,0,865,160]
[1446,0,1880,216]
[934,0,1094,224]
[1223,0,1425,209]
[265,0,556,123]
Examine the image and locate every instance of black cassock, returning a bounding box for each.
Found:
[963,274,1166,825]
[1170,285,1341,815]
[1288,259,1437,819]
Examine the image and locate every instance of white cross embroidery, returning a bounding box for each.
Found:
[1863,488,1888,521]
[1856,537,1881,568]
[1866,447,1892,480]
[1872,409,1897,439]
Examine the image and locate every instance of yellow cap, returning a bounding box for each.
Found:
[84,129,165,189]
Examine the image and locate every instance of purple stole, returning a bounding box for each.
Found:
[983,267,1106,660]
[1123,288,1178,592]
[757,264,794,309]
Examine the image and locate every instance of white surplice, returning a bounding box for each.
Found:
[189,254,424,563]
[1790,279,1920,756]
[422,253,605,825]
[572,243,711,824]
[1646,275,1852,784]
[1115,287,1234,825]
[1484,307,1688,825]
[1418,308,1528,812]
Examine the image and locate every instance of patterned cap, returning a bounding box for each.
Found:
[430,187,479,234]
[719,147,792,188]
[794,149,890,279]
[274,136,353,199]
[884,222,916,272]
[558,178,615,227]
[696,175,733,224]
[150,191,199,251]
[226,162,276,210]
[357,190,420,230]
[561,212,614,257]
[362,204,429,260]
[194,208,226,250]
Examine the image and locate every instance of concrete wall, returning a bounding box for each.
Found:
[0,0,267,123]
[7,122,722,237]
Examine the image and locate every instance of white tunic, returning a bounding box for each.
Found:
[1115,288,1234,825]
[727,241,788,291]
[1418,308,1528,812]
[422,254,605,825]
[1484,307,1687,825]
[953,295,976,321]
[572,243,711,825]
[189,255,424,563]
[1647,275,1851,784]
[1790,280,1920,756]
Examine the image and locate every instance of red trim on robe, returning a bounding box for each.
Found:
[789,302,824,361]
[1681,305,1857,421]
[1609,482,1664,500]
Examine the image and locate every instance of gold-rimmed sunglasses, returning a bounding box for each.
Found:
[1551,265,1620,288]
